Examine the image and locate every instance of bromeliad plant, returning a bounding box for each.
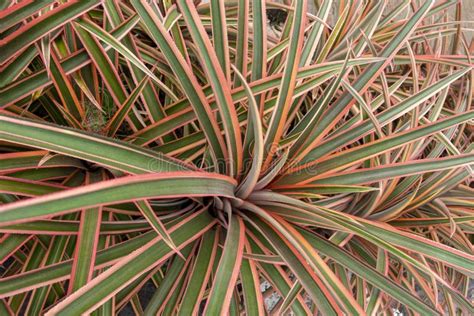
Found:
[0,0,473,315]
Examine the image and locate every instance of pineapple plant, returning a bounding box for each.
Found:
[0,0,473,314]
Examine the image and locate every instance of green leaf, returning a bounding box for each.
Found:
[0,0,55,33]
[73,20,128,108]
[234,65,263,198]
[243,206,341,315]
[300,0,332,65]
[233,0,249,87]
[0,234,30,265]
[0,230,158,297]
[244,202,362,314]
[106,76,149,137]
[0,45,37,88]
[0,115,189,174]
[135,200,179,255]
[143,245,194,315]
[177,0,243,177]
[0,1,100,64]
[295,0,435,162]
[0,176,64,197]
[0,219,149,236]
[296,227,438,314]
[263,0,307,163]
[49,50,84,121]
[0,15,135,107]
[239,242,264,316]
[311,153,474,186]
[209,0,230,79]
[204,209,245,315]
[278,280,302,315]
[283,110,474,184]
[44,210,215,315]
[247,233,310,314]
[73,19,178,102]
[0,172,236,225]
[178,229,218,315]
[250,0,266,84]
[69,205,101,292]
[130,0,228,173]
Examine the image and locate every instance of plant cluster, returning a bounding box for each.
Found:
[0,0,473,315]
